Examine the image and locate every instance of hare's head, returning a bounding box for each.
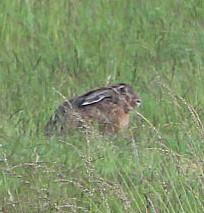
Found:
[111,83,141,111]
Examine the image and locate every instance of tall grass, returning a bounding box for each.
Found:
[1,0,204,212]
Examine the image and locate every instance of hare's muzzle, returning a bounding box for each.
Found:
[135,99,142,107]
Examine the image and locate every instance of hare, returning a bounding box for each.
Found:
[45,83,141,136]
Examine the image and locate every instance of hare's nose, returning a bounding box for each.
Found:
[136,99,142,107]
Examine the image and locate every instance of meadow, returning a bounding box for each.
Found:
[0,0,204,212]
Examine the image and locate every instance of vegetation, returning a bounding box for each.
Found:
[1,0,204,212]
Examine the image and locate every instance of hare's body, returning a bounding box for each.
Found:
[45,83,141,136]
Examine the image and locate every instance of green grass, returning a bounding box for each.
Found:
[1,0,204,212]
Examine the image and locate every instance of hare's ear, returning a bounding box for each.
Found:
[81,94,106,106]
[81,90,112,106]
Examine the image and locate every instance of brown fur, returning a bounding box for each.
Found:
[45,83,141,136]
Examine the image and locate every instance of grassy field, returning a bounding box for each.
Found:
[1,0,204,212]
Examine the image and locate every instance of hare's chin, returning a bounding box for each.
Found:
[136,102,141,107]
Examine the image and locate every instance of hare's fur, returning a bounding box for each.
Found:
[45,83,141,136]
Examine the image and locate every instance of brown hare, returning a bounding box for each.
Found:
[45,83,141,136]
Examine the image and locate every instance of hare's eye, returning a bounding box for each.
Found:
[118,86,126,94]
